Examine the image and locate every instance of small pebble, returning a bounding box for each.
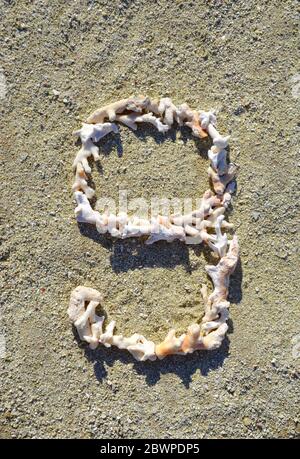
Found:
[251,211,261,221]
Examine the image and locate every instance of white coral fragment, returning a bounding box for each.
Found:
[74,191,100,226]
[116,334,156,362]
[200,111,230,148]
[73,139,99,174]
[208,146,228,176]
[73,122,119,143]
[72,122,118,174]
[205,235,239,305]
[68,286,104,349]
[199,111,217,129]
[175,103,193,125]
[86,96,150,123]
[158,97,178,126]
[99,320,116,348]
[116,112,169,133]
[145,219,186,244]
[185,111,208,139]
[201,323,229,350]
[207,215,229,258]
[155,329,186,359]
[72,163,95,199]
[127,338,156,362]
[208,163,238,195]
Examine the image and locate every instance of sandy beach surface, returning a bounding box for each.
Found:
[0,0,299,439]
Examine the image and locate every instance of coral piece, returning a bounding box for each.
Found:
[73,122,118,173]
[180,324,203,354]
[201,301,229,333]
[72,137,99,175]
[201,323,229,350]
[72,163,95,199]
[112,333,156,362]
[145,219,186,244]
[208,146,228,176]
[176,103,193,125]
[221,181,236,209]
[127,337,156,362]
[74,191,101,225]
[158,97,179,126]
[199,111,217,129]
[73,122,119,143]
[68,286,104,350]
[145,97,161,115]
[68,286,102,322]
[200,111,230,148]
[206,214,229,258]
[185,111,208,138]
[86,96,150,123]
[99,320,116,347]
[170,103,208,137]
[116,112,169,133]
[205,235,239,305]
[171,189,221,225]
[208,163,238,195]
[155,329,186,359]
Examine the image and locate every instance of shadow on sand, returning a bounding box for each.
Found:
[74,328,231,388]
[72,123,242,386]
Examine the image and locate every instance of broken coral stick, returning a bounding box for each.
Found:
[86,96,151,123]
